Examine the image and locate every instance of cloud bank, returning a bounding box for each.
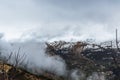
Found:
[0,0,120,42]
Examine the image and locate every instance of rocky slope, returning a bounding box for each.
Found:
[0,41,120,80]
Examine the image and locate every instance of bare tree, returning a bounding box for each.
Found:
[0,47,27,80]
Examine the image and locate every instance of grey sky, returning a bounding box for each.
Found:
[0,0,120,41]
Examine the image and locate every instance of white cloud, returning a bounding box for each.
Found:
[0,0,120,42]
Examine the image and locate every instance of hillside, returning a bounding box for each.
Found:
[0,41,120,80]
[46,41,120,80]
[0,62,64,80]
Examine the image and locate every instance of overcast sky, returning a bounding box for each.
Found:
[0,0,120,42]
